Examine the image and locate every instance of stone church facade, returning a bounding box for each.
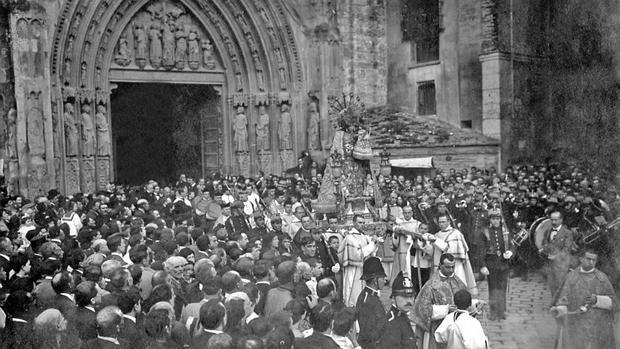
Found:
[0,0,389,197]
[0,0,617,197]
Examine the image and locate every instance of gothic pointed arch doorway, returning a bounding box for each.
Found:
[110,82,222,185]
[50,0,305,194]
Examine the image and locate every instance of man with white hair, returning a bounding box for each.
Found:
[165,256,189,319]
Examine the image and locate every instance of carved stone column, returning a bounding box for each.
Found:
[10,11,54,198]
[61,87,80,195]
[95,90,112,190]
[254,95,271,174]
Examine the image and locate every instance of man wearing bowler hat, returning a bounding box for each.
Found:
[378,271,418,348]
[356,256,387,349]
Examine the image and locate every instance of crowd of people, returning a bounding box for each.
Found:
[0,152,617,349]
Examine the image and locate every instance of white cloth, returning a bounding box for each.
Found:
[330,334,356,349]
[221,194,235,204]
[339,229,376,307]
[432,304,450,320]
[60,212,82,237]
[434,311,488,349]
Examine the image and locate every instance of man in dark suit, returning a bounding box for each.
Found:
[81,306,129,349]
[294,303,339,349]
[118,287,144,349]
[541,211,575,297]
[106,233,128,266]
[33,258,62,309]
[73,281,99,341]
[191,299,227,349]
[252,260,273,316]
[52,271,77,321]
[0,236,13,283]
[1,291,35,348]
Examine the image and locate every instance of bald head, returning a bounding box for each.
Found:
[96,306,123,336]
[317,278,336,299]
[151,270,169,287]
[101,260,122,279]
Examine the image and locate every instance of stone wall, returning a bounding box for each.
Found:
[386,0,483,131]
[339,0,387,107]
[385,0,408,108]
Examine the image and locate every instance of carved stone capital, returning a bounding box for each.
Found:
[62,86,77,101]
[230,93,248,107]
[95,90,110,103]
[78,88,95,103]
[254,93,269,106]
[277,91,291,105]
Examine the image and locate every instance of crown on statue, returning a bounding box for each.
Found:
[328,93,368,131]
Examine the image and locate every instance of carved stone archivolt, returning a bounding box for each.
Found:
[48,0,304,188]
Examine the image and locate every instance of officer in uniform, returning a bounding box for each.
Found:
[479,209,513,320]
[378,271,417,349]
[356,256,387,349]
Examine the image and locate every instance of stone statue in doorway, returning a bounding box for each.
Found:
[6,108,17,159]
[95,104,111,156]
[307,101,320,150]
[233,106,248,152]
[52,105,62,157]
[81,103,95,157]
[162,20,176,68]
[279,103,292,150]
[188,28,200,70]
[149,22,163,68]
[134,23,147,68]
[64,102,78,157]
[255,105,270,152]
[175,24,187,69]
[202,39,216,69]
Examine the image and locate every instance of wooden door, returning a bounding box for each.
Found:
[201,93,222,177]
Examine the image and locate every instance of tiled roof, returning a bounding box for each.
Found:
[366,107,500,148]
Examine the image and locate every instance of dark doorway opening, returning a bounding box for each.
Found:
[111,83,220,186]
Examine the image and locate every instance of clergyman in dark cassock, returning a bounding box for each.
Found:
[551,249,616,349]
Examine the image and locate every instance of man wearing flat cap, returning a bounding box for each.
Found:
[377,271,418,348]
